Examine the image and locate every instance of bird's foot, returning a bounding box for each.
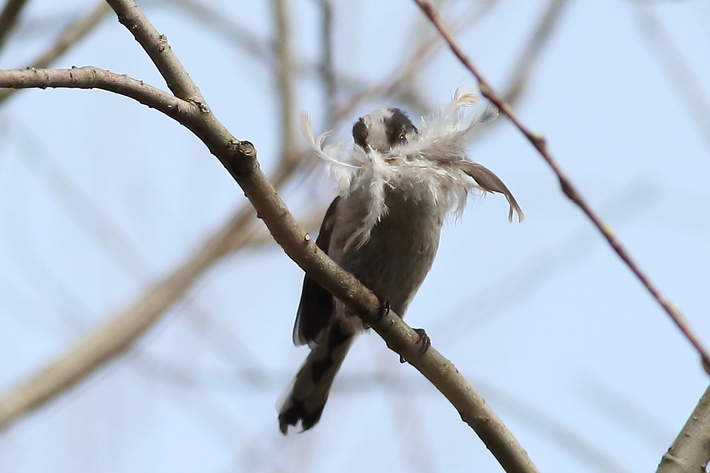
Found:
[400,328,431,363]
[362,299,390,329]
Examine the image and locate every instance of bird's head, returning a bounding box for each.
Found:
[352,107,419,153]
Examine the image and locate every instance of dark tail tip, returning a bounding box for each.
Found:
[279,400,326,435]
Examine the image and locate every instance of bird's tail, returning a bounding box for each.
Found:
[278,324,355,434]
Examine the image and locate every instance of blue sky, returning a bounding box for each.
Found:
[0,0,709,472]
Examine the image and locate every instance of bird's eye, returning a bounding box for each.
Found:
[398,132,407,143]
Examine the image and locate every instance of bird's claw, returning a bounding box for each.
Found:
[363,299,391,329]
[400,328,431,363]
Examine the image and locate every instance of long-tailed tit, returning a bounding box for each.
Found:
[278,91,523,434]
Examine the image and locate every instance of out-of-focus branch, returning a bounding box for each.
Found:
[169,0,428,118]
[0,1,110,105]
[271,0,298,164]
[631,6,710,151]
[477,379,633,473]
[0,208,243,429]
[335,0,496,121]
[432,182,659,345]
[169,0,270,60]
[413,0,710,374]
[314,0,336,126]
[471,0,570,139]
[503,0,570,105]
[656,385,710,473]
[0,0,29,53]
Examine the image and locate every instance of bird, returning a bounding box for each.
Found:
[278,91,523,434]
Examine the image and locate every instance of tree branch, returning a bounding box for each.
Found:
[0,66,192,115]
[105,0,202,102]
[0,2,541,470]
[413,0,710,375]
[656,385,710,473]
[0,208,242,429]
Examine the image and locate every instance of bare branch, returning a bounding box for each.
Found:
[0,0,29,53]
[413,0,710,374]
[656,385,710,473]
[0,66,193,116]
[0,3,541,470]
[0,1,111,105]
[105,0,203,102]
[271,0,298,161]
[0,210,242,429]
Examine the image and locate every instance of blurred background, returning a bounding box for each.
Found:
[0,0,709,471]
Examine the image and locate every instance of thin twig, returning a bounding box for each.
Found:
[0,0,29,53]
[413,0,710,374]
[631,6,710,152]
[0,1,110,105]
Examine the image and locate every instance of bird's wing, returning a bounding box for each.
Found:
[292,196,341,346]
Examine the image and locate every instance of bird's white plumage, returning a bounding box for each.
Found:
[303,90,501,249]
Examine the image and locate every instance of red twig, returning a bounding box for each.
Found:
[413,0,710,374]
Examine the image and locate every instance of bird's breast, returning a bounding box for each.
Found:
[332,189,445,316]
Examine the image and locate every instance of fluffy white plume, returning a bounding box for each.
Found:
[302,91,517,248]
